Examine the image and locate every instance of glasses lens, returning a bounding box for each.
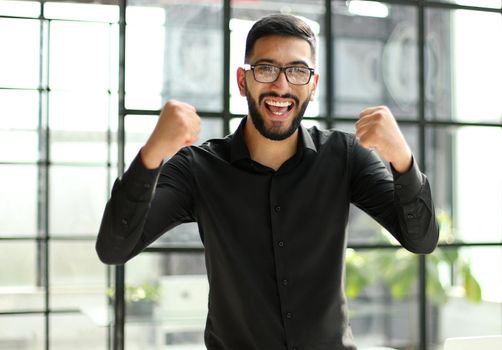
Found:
[251,65,312,85]
[254,65,279,83]
[285,67,311,85]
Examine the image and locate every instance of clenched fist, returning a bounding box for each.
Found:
[141,100,201,169]
[355,106,412,173]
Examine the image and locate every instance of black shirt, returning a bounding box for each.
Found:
[96,118,439,350]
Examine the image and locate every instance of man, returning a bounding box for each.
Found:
[97,14,439,350]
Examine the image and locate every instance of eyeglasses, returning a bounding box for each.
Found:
[243,63,315,85]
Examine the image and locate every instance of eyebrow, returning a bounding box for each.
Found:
[253,58,311,67]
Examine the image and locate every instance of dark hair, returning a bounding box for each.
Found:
[244,14,316,63]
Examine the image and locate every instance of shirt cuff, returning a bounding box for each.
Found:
[120,151,162,202]
[391,156,424,203]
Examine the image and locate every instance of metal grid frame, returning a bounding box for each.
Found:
[0,0,501,349]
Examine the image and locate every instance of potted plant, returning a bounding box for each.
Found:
[107,282,160,317]
[345,209,481,303]
[345,209,482,347]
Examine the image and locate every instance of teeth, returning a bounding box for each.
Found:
[265,100,292,107]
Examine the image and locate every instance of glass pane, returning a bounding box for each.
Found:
[49,20,115,91]
[333,3,418,119]
[49,91,110,132]
[124,10,165,110]
[430,0,502,8]
[0,0,40,17]
[124,252,207,349]
[0,18,40,88]
[426,126,502,243]
[125,2,223,112]
[154,223,202,245]
[0,241,44,312]
[124,115,157,166]
[0,89,39,129]
[346,249,419,348]
[50,132,110,164]
[0,130,38,162]
[230,0,324,117]
[0,314,44,350]
[428,246,502,349]
[50,241,107,310]
[0,165,37,237]
[229,117,243,133]
[125,115,223,167]
[49,91,111,163]
[49,166,109,235]
[425,9,502,122]
[44,1,118,22]
[454,127,502,242]
[50,313,107,350]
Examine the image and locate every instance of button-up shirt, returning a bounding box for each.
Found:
[96,118,439,350]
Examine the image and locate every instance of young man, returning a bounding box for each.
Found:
[97,14,439,350]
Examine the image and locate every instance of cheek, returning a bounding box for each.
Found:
[298,89,313,104]
[245,83,263,101]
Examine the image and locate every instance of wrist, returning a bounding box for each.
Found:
[140,144,168,169]
[390,148,413,174]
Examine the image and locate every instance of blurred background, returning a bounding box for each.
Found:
[0,0,501,349]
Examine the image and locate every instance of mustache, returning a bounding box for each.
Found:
[259,92,299,106]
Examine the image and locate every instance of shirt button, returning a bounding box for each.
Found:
[282,279,288,286]
[407,213,414,219]
[143,183,151,189]
[121,218,128,225]
[274,205,281,213]
[286,312,293,319]
[278,241,285,247]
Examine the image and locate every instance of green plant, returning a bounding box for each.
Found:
[345,209,482,304]
[107,283,160,303]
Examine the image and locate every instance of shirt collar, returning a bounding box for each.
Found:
[230,117,317,164]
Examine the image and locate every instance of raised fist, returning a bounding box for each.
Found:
[140,100,201,168]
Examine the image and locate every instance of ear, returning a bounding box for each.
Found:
[309,73,320,101]
[237,67,247,97]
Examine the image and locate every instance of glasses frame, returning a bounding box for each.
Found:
[242,63,315,85]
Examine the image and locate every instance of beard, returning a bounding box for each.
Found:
[245,87,311,141]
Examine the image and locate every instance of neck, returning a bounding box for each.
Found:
[243,116,299,171]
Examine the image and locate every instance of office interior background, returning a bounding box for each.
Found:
[0,0,501,349]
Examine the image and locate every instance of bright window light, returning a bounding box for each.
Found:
[348,1,389,18]
[0,0,40,17]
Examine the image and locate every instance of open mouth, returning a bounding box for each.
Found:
[264,99,294,116]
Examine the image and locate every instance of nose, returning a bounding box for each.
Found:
[271,69,290,91]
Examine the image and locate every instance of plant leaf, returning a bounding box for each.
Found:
[462,265,482,303]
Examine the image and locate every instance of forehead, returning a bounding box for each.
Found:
[248,35,314,66]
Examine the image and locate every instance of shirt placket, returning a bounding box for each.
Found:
[269,173,298,350]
